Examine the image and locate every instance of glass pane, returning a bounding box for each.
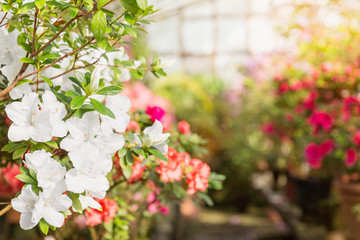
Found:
[183,20,214,54]
[217,18,247,52]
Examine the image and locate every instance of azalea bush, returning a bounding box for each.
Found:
[0,1,223,239]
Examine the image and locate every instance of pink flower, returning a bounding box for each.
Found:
[279,82,289,93]
[353,131,360,146]
[305,140,335,169]
[285,114,293,122]
[307,110,333,134]
[147,192,156,204]
[160,205,170,215]
[148,201,160,214]
[126,120,140,132]
[342,97,359,122]
[345,148,357,166]
[160,114,173,132]
[128,157,146,183]
[146,106,165,122]
[344,65,353,75]
[261,122,275,135]
[178,120,190,134]
[186,159,210,195]
[85,198,118,226]
[303,91,317,110]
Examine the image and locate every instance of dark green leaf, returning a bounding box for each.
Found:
[90,98,115,119]
[125,149,134,165]
[13,147,28,159]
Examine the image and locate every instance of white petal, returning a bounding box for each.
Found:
[154,144,168,154]
[43,207,65,228]
[65,169,84,193]
[5,102,28,125]
[51,120,68,138]
[8,124,30,142]
[19,212,38,230]
[30,124,52,142]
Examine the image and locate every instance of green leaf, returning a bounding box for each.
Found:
[122,164,132,179]
[148,147,167,162]
[20,166,30,176]
[20,57,35,63]
[124,13,135,25]
[120,0,141,14]
[121,23,137,38]
[197,192,214,207]
[118,148,127,158]
[68,6,79,18]
[91,10,107,41]
[39,219,49,235]
[15,79,34,87]
[2,142,27,153]
[96,85,123,95]
[18,2,36,14]
[90,98,115,119]
[70,95,87,109]
[15,174,37,185]
[68,192,82,213]
[125,149,134,165]
[41,76,52,87]
[136,0,147,10]
[97,0,111,9]
[35,0,46,9]
[13,147,28,159]
[45,140,58,149]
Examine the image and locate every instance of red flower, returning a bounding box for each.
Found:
[85,198,118,226]
[146,106,165,122]
[307,110,333,134]
[305,140,335,169]
[353,131,360,146]
[178,120,191,134]
[345,148,357,166]
[186,159,210,195]
[0,164,23,197]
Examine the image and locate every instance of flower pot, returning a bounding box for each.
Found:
[287,175,334,228]
[336,181,360,240]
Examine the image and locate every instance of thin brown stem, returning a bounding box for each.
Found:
[0,204,12,217]
[0,12,8,26]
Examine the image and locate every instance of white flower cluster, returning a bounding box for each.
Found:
[6,90,169,230]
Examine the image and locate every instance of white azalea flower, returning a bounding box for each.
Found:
[101,95,131,134]
[11,186,72,229]
[65,142,111,194]
[78,190,105,210]
[24,150,67,194]
[136,120,170,154]
[60,111,124,154]
[42,91,68,137]
[5,92,52,142]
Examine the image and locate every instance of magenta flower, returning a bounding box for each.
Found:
[305,139,335,169]
[307,110,333,134]
[146,106,165,122]
[345,148,357,167]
